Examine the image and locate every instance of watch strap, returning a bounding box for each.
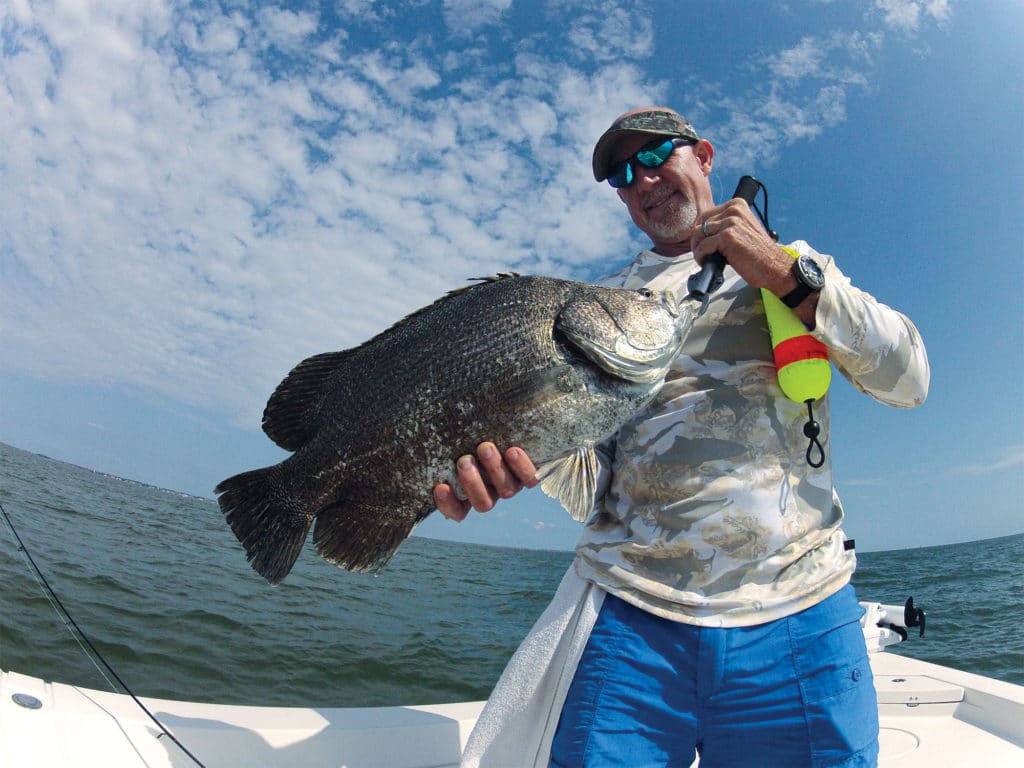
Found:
[781,282,812,308]
[781,255,822,308]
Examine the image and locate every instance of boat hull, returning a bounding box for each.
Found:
[2,652,1022,767]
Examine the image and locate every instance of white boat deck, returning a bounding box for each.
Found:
[0,666,480,767]
[2,651,1022,767]
[872,652,1023,766]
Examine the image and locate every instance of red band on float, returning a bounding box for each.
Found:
[773,335,829,368]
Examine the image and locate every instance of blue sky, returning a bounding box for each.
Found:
[1,0,1021,555]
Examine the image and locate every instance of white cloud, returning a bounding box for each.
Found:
[0,0,651,431]
[0,0,960,437]
[769,36,828,80]
[698,29,883,170]
[257,6,319,49]
[874,0,952,33]
[442,0,513,36]
[565,6,655,64]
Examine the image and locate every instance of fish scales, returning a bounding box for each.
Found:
[217,274,686,583]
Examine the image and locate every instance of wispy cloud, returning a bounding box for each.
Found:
[873,0,952,34]
[702,29,881,169]
[564,5,656,64]
[953,445,1024,476]
[684,2,952,171]
[0,0,956,435]
[442,0,514,36]
[1,0,641,426]
[526,519,557,532]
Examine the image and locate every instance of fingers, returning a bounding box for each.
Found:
[433,442,539,521]
[457,441,520,512]
[477,442,520,500]
[433,483,471,522]
[692,199,781,285]
[505,446,539,488]
[692,199,751,252]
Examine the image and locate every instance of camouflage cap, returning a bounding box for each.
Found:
[592,108,701,181]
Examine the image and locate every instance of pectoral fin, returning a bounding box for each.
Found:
[536,447,599,523]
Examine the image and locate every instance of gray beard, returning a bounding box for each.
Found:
[646,199,698,245]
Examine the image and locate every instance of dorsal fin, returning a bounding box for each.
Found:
[382,273,520,330]
[262,350,352,451]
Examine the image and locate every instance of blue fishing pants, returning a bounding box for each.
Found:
[550,585,879,768]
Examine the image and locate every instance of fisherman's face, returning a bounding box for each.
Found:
[611,134,715,253]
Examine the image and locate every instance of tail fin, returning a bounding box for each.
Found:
[215,465,312,585]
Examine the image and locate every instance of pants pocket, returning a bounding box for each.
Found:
[794,614,879,766]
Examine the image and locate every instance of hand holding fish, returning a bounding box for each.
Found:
[433,443,538,521]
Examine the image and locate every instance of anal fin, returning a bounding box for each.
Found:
[312,500,427,573]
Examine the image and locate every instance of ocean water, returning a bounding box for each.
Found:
[1,441,1021,709]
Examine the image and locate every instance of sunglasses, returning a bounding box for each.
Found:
[607,137,696,188]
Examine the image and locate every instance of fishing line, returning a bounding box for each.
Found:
[0,500,207,768]
[1,511,119,692]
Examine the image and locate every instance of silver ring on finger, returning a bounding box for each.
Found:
[701,219,711,237]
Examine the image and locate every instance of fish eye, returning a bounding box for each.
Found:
[636,288,654,299]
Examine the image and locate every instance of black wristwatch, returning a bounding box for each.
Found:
[781,255,826,308]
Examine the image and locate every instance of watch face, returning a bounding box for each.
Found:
[797,255,826,290]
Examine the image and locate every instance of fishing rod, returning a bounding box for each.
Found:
[0,499,208,768]
[686,175,762,301]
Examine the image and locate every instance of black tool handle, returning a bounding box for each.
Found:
[689,176,761,298]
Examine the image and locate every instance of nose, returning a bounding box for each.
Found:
[633,164,662,188]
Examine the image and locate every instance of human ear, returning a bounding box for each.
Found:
[694,140,715,175]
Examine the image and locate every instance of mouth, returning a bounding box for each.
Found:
[642,189,680,213]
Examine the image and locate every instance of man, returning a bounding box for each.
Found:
[437,107,929,767]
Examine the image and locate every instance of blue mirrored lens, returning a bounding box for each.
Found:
[607,162,633,189]
[635,139,676,168]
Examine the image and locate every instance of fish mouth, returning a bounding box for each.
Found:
[618,330,682,382]
[560,331,679,383]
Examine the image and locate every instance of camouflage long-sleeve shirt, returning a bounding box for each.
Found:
[574,241,930,627]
